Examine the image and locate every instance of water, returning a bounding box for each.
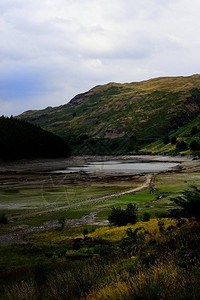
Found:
[51,160,178,175]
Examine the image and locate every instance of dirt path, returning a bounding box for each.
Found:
[0,174,154,247]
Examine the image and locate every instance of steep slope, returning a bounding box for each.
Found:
[0,116,70,160]
[18,75,200,140]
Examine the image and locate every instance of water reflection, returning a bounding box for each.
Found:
[51,160,178,175]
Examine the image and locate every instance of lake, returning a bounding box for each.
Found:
[50,160,178,175]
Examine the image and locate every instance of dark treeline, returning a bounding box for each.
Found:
[0,116,70,160]
[65,134,149,155]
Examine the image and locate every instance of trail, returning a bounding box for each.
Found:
[0,174,155,247]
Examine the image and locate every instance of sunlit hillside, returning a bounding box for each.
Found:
[18,75,200,140]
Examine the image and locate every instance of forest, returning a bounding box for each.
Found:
[0,116,70,160]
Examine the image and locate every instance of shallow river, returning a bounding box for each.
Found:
[51,160,178,175]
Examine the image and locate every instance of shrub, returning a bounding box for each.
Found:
[162,136,169,144]
[176,141,188,152]
[82,228,89,239]
[120,227,148,257]
[141,212,151,222]
[0,213,8,224]
[191,126,198,136]
[58,217,65,231]
[108,204,138,226]
[170,136,177,145]
[190,140,200,151]
[93,245,114,255]
[170,185,200,220]
[34,262,49,285]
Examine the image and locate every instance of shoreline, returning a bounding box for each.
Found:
[0,155,194,174]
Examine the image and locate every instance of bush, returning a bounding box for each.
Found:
[191,126,198,136]
[0,213,8,224]
[190,140,200,151]
[120,227,148,257]
[170,136,177,145]
[82,228,89,239]
[176,141,188,152]
[108,203,138,226]
[58,217,65,231]
[34,262,49,285]
[170,186,200,220]
[93,245,114,255]
[141,212,151,222]
[162,136,169,144]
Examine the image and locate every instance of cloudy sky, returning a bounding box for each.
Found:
[1,0,200,116]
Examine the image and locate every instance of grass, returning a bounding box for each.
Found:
[1,167,200,299]
[1,219,200,300]
[0,182,135,233]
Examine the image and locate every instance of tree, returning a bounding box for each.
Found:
[108,203,138,226]
[120,227,148,257]
[170,186,200,220]
[58,217,66,231]
[162,136,169,144]
[82,228,88,239]
[190,140,200,151]
[191,126,198,136]
[170,136,177,145]
[176,141,188,152]
[0,214,8,224]
[141,212,151,222]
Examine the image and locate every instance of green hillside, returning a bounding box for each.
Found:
[18,75,200,138]
[0,116,70,160]
[17,75,200,155]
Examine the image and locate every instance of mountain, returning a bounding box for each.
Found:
[0,116,70,160]
[18,75,200,142]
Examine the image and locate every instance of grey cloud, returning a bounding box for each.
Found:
[0,0,199,116]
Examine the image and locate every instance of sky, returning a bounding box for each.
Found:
[1,0,200,116]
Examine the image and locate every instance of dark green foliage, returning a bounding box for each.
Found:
[170,186,200,220]
[162,136,170,144]
[170,136,177,144]
[73,239,81,250]
[0,214,8,224]
[155,212,169,218]
[66,135,142,155]
[58,217,66,231]
[93,245,114,255]
[190,140,200,151]
[82,228,89,239]
[34,262,49,285]
[65,250,93,260]
[176,140,188,151]
[0,116,70,160]
[120,227,148,257]
[191,126,198,136]
[141,212,151,222]
[108,203,138,226]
